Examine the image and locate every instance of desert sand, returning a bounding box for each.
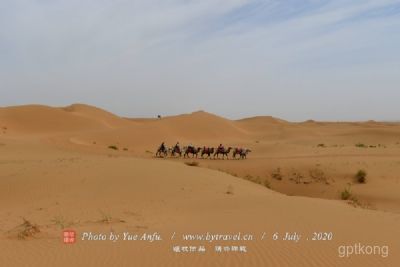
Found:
[1,104,399,267]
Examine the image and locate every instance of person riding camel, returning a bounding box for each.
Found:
[174,142,180,152]
[159,142,166,151]
[218,143,224,152]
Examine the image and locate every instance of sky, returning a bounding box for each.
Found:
[0,0,399,121]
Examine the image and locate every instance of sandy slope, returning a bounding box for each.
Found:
[1,104,399,266]
[0,104,131,134]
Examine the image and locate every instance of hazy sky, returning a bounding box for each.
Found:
[1,0,399,121]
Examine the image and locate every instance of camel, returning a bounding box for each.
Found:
[201,147,214,158]
[155,144,168,158]
[214,147,232,160]
[170,145,182,157]
[233,148,251,159]
[184,146,202,158]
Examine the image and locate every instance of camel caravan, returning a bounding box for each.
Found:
[156,142,251,160]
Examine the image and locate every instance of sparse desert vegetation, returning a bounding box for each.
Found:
[341,187,352,200]
[355,169,367,184]
[355,143,386,149]
[98,211,125,224]
[309,168,329,184]
[244,174,262,185]
[271,168,283,180]
[51,216,73,229]
[9,218,41,240]
[98,211,113,224]
[108,145,118,150]
[355,143,367,148]
[289,170,304,184]
[340,188,363,207]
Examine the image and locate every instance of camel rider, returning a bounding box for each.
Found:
[188,143,193,150]
[174,142,180,152]
[160,142,166,151]
[218,144,224,152]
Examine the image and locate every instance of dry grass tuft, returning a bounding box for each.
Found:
[51,216,73,229]
[16,218,40,240]
[341,188,352,200]
[97,211,126,224]
[355,143,367,148]
[271,168,283,180]
[355,169,367,184]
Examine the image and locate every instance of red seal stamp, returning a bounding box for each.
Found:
[63,230,77,244]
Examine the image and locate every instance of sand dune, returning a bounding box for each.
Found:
[236,116,288,130]
[63,104,132,129]
[154,111,248,140]
[0,104,131,134]
[1,104,399,266]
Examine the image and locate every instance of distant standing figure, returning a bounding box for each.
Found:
[157,115,162,119]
